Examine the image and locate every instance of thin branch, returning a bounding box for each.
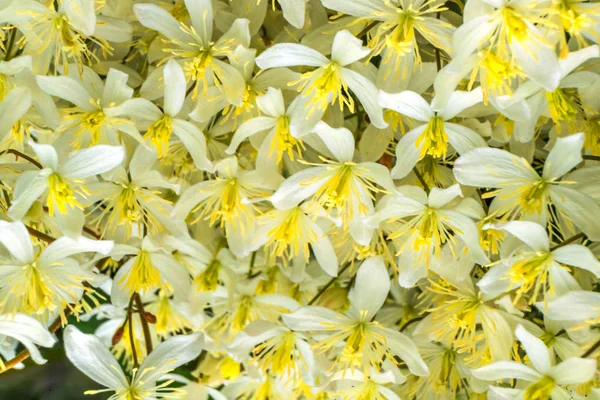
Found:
[583,155,600,162]
[399,316,425,332]
[308,262,351,305]
[133,293,153,355]
[4,27,16,62]
[582,338,600,358]
[0,149,43,169]
[127,295,139,368]
[412,167,430,194]
[549,232,585,251]
[247,251,257,278]
[26,226,55,243]
[357,21,378,39]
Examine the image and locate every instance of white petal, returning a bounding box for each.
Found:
[39,237,113,265]
[311,222,339,277]
[549,358,597,385]
[391,125,426,179]
[64,326,128,389]
[8,170,51,221]
[454,147,539,188]
[321,0,388,16]
[542,133,583,180]
[348,256,389,320]
[0,87,32,137]
[560,45,600,77]
[378,326,429,376]
[378,90,433,121]
[541,291,600,321]
[452,16,497,60]
[226,117,276,154]
[163,60,186,117]
[515,324,551,375]
[331,30,370,66]
[312,121,355,162]
[172,119,214,172]
[549,186,600,241]
[212,58,247,106]
[280,0,306,29]
[101,69,133,107]
[104,98,162,121]
[63,0,96,36]
[471,361,541,382]
[0,313,55,364]
[255,43,329,69]
[256,87,285,117]
[552,244,600,277]
[184,0,212,43]
[282,306,342,331]
[29,141,58,170]
[437,87,483,120]
[171,181,215,220]
[445,122,488,155]
[36,75,94,111]
[484,221,549,252]
[0,221,34,263]
[133,3,190,43]
[343,68,388,129]
[511,39,560,92]
[60,145,125,179]
[271,167,334,210]
[428,184,462,209]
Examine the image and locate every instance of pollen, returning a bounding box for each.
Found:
[119,251,162,294]
[270,116,304,163]
[417,117,448,159]
[145,115,173,158]
[545,88,579,128]
[293,62,354,115]
[524,376,556,400]
[47,173,87,215]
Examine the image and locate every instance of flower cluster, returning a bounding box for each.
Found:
[0,0,599,399]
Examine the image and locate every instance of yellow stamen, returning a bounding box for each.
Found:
[145,115,173,158]
[292,62,353,115]
[119,251,162,294]
[524,376,556,400]
[47,173,87,215]
[417,117,448,159]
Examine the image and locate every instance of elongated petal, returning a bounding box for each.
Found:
[378,90,433,121]
[0,313,55,365]
[256,87,285,117]
[321,0,389,16]
[36,76,94,111]
[226,117,276,154]
[331,30,371,66]
[511,39,560,92]
[133,3,190,43]
[391,125,426,179]
[549,357,597,385]
[454,147,539,188]
[437,88,483,120]
[172,119,214,172]
[484,221,549,252]
[379,327,429,376]
[0,87,32,137]
[0,221,34,263]
[184,0,212,43]
[163,60,186,117]
[256,44,329,69]
[471,361,541,382]
[29,141,58,170]
[271,167,334,210]
[542,133,583,180]
[515,324,551,375]
[63,0,96,36]
[39,237,113,265]
[348,256,389,320]
[282,306,343,331]
[280,0,306,29]
[60,145,125,179]
[312,121,355,162]
[552,244,600,277]
[343,68,387,129]
[445,122,488,155]
[8,170,51,221]
[549,186,600,241]
[64,326,128,389]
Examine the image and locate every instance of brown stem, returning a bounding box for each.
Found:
[26,226,55,243]
[0,308,72,374]
[582,338,600,358]
[399,316,425,332]
[127,295,139,368]
[412,167,430,194]
[133,293,153,355]
[4,27,16,62]
[583,155,600,162]
[549,232,586,251]
[357,21,378,39]
[308,262,351,305]
[1,149,43,169]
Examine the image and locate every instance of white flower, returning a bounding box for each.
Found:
[454,133,600,240]
[8,140,125,220]
[282,256,429,377]
[64,325,204,400]
[105,59,212,171]
[0,221,113,320]
[0,313,56,368]
[472,324,597,400]
[378,88,487,179]
[256,30,388,131]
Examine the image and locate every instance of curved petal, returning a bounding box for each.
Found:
[172,119,214,172]
[542,133,583,180]
[391,125,426,179]
[551,244,600,277]
[60,145,125,179]
[549,357,597,385]
[343,68,387,129]
[444,122,488,155]
[515,324,551,375]
[163,60,186,117]
[256,44,329,69]
[378,90,433,121]
[282,306,343,331]
[483,221,549,252]
[348,256,389,320]
[471,361,541,382]
[331,30,371,66]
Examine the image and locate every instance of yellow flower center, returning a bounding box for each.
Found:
[270,116,304,163]
[81,110,106,145]
[524,376,556,400]
[151,293,191,337]
[145,115,173,158]
[517,180,548,214]
[417,117,448,159]
[47,173,87,215]
[294,62,353,115]
[194,259,221,291]
[252,331,297,375]
[219,356,241,379]
[119,251,162,294]
[474,50,523,102]
[501,7,529,43]
[264,208,317,263]
[509,251,553,304]
[584,119,600,155]
[546,88,579,127]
